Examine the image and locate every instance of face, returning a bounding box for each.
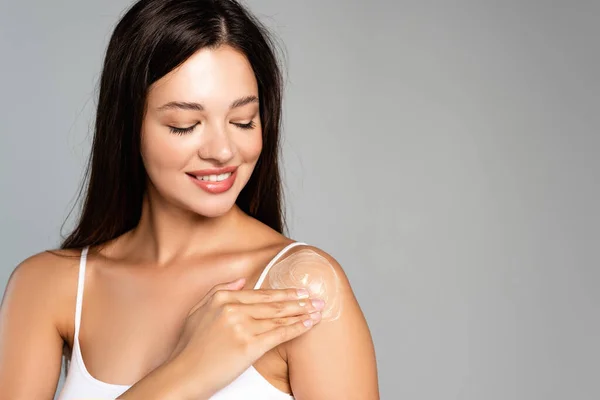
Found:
[141,45,262,218]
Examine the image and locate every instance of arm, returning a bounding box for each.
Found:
[0,253,68,399]
[0,254,202,400]
[266,246,379,400]
[117,355,212,400]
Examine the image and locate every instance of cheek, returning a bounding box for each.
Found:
[141,126,193,173]
[236,129,263,164]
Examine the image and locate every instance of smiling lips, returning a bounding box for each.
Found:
[186,166,238,194]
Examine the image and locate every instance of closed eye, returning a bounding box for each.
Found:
[168,123,198,135]
[231,121,256,130]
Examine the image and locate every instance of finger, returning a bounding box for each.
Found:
[239,298,325,320]
[189,278,246,315]
[221,277,247,291]
[252,311,322,335]
[224,288,310,306]
[255,312,321,349]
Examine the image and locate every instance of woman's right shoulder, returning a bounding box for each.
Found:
[8,248,82,290]
[4,248,84,338]
[0,249,84,395]
[4,249,82,321]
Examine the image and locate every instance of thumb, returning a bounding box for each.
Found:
[225,277,246,290]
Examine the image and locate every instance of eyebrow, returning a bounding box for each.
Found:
[157,95,259,112]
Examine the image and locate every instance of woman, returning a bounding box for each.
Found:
[0,0,378,399]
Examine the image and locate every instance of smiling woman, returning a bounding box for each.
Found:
[0,0,379,399]
[141,46,263,214]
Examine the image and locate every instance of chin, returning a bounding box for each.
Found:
[186,197,238,218]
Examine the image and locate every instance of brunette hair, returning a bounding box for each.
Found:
[61,0,286,250]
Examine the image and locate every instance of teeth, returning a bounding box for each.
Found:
[196,172,232,182]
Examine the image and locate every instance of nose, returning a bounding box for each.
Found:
[197,123,234,164]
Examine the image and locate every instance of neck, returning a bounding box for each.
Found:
[125,188,245,265]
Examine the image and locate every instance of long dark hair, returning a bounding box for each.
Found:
[61,0,286,250]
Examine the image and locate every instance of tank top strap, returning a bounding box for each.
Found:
[74,246,89,341]
[253,242,308,290]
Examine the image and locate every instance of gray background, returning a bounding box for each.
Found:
[1,0,599,399]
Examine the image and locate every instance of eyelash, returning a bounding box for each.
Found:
[168,121,256,135]
[169,125,196,135]
[233,121,256,130]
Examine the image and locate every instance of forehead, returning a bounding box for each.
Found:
[147,45,258,107]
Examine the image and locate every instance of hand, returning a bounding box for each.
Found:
[168,278,324,398]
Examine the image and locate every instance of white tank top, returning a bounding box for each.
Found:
[57,242,307,400]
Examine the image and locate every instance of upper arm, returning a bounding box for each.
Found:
[0,252,71,399]
[264,246,379,400]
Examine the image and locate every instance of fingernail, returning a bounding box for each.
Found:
[309,311,322,321]
[311,299,325,310]
[297,289,309,299]
[303,319,314,327]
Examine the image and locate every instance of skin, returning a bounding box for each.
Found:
[0,45,379,399]
[262,249,343,321]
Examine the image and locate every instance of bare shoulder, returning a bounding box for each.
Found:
[3,249,81,335]
[269,244,379,399]
[272,244,353,292]
[264,244,357,321]
[0,249,81,398]
[7,249,80,294]
[291,245,348,278]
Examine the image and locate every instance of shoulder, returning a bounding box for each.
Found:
[271,244,352,292]
[264,243,356,322]
[7,249,80,292]
[3,249,81,336]
[0,249,81,397]
[285,244,343,268]
[268,244,379,398]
